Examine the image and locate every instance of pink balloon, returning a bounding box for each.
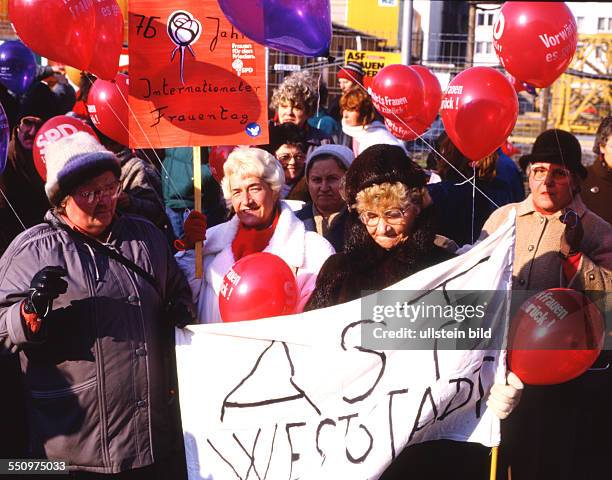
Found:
[440,67,518,162]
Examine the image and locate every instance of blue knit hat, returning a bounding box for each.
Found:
[44,131,121,205]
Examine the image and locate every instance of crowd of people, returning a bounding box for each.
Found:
[0,64,610,480]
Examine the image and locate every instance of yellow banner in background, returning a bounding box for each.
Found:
[344,49,402,86]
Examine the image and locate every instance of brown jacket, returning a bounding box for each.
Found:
[479,194,612,292]
[581,159,612,224]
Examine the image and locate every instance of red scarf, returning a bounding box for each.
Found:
[231,208,280,261]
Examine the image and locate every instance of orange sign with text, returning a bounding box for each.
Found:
[128,1,268,148]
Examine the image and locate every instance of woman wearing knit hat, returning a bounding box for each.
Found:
[0,131,194,476]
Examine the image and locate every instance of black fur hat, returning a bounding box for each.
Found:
[343,144,426,207]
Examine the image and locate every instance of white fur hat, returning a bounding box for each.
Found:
[44,131,120,205]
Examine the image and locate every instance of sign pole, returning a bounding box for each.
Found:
[193,146,203,279]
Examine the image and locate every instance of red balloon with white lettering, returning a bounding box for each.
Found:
[87,0,124,80]
[87,73,129,146]
[384,117,428,142]
[440,67,518,162]
[218,252,298,323]
[508,288,605,385]
[493,1,577,88]
[9,0,96,71]
[370,64,424,121]
[33,115,97,180]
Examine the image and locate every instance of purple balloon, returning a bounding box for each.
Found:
[219,0,331,57]
[0,40,37,96]
[0,102,9,175]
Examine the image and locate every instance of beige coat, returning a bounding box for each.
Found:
[479,194,612,291]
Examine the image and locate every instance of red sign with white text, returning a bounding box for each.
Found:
[128,1,268,148]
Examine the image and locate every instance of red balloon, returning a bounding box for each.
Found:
[384,117,427,142]
[209,146,236,183]
[407,65,442,127]
[493,2,577,88]
[218,253,298,323]
[440,67,518,162]
[369,64,424,121]
[508,289,605,385]
[87,73,129,146]
[33,116,96,181]
[87,0,124,80]
[9,0,96,71]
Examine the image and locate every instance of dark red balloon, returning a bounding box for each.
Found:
[440,67,518,162]
[9,0,96,71]
[33,116,96,181]
[370,64,424,121]
[493,2,577,88]
[87,73,129,147]
[384,117,427,142]
[508,289,605,385]
[209,146,236,183]
[218,253,298,323]
[87,0,124,80]
[407,65,442,127]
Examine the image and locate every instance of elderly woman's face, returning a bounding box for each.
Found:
[64,171,120,237]
[275,144,306,184]
[307,157,345,216]
[357,190,418,250]
[278,101,308,128]
[229,174,278,228]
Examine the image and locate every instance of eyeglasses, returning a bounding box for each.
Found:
[277,153,306,164]
[530,166,571,182]
[75,182,121,204]
[359,208,408,227]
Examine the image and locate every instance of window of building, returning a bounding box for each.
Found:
[609,18,612,31]
[486,42,493,54]
[576,16,584,30]
[487,13,494,26]
[597,17,606,31]
[477,13,485,26]
[476,41,484,54]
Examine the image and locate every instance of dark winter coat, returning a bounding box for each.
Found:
[0,134,50,256]
[0,211,192,473]
[581,159,612,224]
[305,206,454,310]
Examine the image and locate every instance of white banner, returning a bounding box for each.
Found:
[176,211,516,480]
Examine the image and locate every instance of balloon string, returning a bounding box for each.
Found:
[471,163,476,244]
[305,63,502,211]
[109,80,188,206]
[0,187,27,231]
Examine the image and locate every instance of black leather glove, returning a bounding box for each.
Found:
[559,208,584,259]
[165,300,194,328]
[24,266,68,318]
